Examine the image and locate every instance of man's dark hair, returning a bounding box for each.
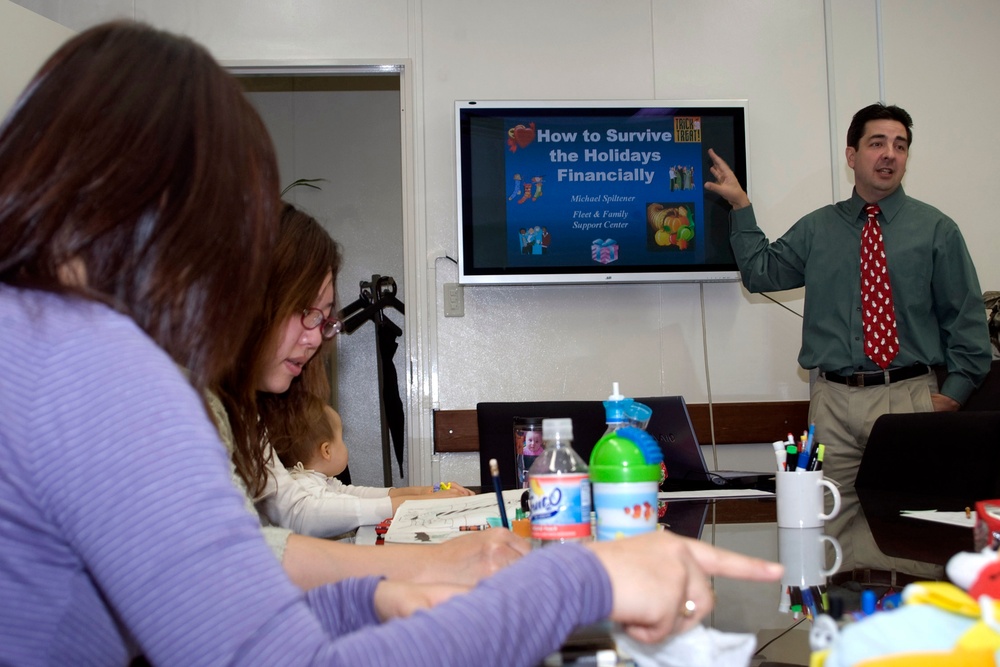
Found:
[847,103,913,149]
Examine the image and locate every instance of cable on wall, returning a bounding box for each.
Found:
[823,0,841,204]
[699,282,719,470]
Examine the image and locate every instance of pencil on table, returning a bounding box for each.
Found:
[489,458,510,529]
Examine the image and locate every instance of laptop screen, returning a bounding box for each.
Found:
[641,396,713,482]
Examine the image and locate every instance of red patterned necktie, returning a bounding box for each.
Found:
[861,203,898,369]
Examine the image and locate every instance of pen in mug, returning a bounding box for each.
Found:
[801,587,818,619]
[779,586,791,614]
[785,444,799,472]
[812,444,825,471]
[796,448,810,472]
[805,443,819,471]
[814,585,829,613]
[772,440,787,471]
[789,586,803,609]
[489,458,510,529]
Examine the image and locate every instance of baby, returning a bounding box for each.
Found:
[279,405,473,538]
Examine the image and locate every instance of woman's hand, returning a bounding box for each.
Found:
[373,580,468,621]
[417,529,530,586]
[587,531,783,643]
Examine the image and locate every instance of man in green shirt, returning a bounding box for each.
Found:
[705,103,991,486]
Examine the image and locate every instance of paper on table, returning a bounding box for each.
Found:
[383,489,524,544]
[659,489,774,501]
[900,509,976,528]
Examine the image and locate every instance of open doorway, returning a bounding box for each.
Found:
[239,70,408,489]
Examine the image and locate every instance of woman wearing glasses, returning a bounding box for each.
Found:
[223,203,478,544]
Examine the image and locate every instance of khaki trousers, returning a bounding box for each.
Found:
[808,372,937,487]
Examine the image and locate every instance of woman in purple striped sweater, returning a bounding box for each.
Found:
[0,21,782,666]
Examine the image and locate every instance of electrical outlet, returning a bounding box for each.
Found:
[444,282,464,317]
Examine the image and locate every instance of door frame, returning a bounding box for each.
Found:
[227,60,435,487]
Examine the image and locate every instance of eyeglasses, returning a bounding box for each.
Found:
[301,307,342,339]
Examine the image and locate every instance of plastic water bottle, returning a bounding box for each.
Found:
[528,418,591,547]
[601,382,633,438]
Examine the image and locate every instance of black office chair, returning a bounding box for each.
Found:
[958,360,1000,412]
[856,411,1000,498]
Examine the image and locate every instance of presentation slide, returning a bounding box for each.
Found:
[503,115,705,267]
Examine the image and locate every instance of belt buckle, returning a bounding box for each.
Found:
[853,370,889,387]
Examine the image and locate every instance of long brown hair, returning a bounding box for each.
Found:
[223,202,342,496]
[0,21,279,391]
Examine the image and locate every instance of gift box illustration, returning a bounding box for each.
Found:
[591,239,619,264]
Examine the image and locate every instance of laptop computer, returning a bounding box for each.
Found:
[476,395,773,491]
[643,395,775,491]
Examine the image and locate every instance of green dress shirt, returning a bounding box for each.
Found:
[729,186,991,405]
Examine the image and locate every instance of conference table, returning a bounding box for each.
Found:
[680,486,972,666]
[357,484,976,666]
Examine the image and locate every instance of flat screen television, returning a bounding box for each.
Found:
[455,100,750,285]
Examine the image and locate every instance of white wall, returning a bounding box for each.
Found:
[6,0,999,486]
[0,1,74,115]
[245,80,408,489]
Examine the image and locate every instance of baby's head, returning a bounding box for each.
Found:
[272,396,345,477]
[299,438,345,478]
[524,429,544,455]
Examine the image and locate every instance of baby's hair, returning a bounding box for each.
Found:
[271,393,335,468]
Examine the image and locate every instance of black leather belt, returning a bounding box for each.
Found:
[822,364,929,387]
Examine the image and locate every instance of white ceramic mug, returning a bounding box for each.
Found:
[778,527,844,587]
[775,470,841,528]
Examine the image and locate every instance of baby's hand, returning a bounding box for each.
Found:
[433,482,474,497]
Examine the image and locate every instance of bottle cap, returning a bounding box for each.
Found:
[607,382,625,401]
[603,382,634,423]
[542,418,573,441]
[588,426,663,483]
[625,401,653,430]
